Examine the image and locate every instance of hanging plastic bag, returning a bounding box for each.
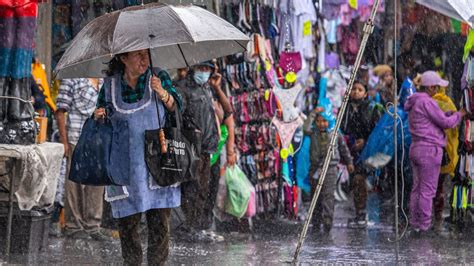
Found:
[224,165,251,219]
[243,175,256,218]
[358,106,411,169]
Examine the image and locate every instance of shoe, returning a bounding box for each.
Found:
[323,223,332,234]
[348,214,368,229]
[197,230,225,242]
[433,218,444,234]
[407,228,421,238]
[49,222,62,237]
[65,230,91,240]
[89,230,113,242]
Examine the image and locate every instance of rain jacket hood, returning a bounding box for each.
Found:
[405,92,462,148]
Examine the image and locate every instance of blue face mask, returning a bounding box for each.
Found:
[193,71,211,85]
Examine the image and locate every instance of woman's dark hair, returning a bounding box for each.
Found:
[104,53,128,76]
[353,79,367,92]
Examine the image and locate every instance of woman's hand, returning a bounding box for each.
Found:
[227,152,237,166]
[353,139,365,152]
[151,76,166,98]
[94,108,106,120]
[460,108,468,117]
[151,75,175,110]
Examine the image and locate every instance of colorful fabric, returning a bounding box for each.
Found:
[56,78,101,145]
[0,2,37,78]
[463,30,474,62]
[433,92,459,176]
[32,61,56,111]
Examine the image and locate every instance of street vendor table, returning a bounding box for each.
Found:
[0,142,63,260]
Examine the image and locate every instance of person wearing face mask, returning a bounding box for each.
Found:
[404,71,467,237]
[174,61,236,241]
[341,80,383,229]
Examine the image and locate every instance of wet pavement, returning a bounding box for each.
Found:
[2,201,474,265]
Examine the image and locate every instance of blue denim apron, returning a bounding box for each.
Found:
[104,72,180,219]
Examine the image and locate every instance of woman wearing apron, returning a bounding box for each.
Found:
[94,49,181,265]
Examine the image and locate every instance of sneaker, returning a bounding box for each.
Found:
[89,230,113,242]
[407,228,421,238]
[65,230,91,240]
[323,223,332,234]
[348,215,368,229]
[198,230,225,242]
[49,222,62,237]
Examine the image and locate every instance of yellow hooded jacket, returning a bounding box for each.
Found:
[31,62,56,112]
[433,91,459,177]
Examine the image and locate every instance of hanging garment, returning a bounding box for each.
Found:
[272,116,303,159]
[433,92,459,177]
[273,83,304,121]
[32,61,56,111]
[295,135,311,193]
[0,2,37,79]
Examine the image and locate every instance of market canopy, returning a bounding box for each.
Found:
[416,0,474,28]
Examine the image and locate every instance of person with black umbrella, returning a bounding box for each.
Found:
[94,49,181,265]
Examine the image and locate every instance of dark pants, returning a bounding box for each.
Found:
[433,174,446,221]
[65,144,104,233]
[117,208,171,266]
[181,153,211,230]
[311,167,338,228]
[204,161,220,226]
[352,169,368,216]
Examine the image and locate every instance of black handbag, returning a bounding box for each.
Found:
[69,115,130,186]
[145,94,201,187]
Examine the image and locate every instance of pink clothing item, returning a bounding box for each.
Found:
[272,116,303,150]
[420,71,449,87]
[409,145,442,231]
[404,92,462,148]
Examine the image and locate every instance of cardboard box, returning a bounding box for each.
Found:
[35,117,48,144]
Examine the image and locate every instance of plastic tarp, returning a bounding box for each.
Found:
[416,0,474,28]
[358,106,412,169]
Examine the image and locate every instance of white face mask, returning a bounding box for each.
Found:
[193,71,211,85]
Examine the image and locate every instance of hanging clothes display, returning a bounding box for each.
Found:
[0,1,38,144]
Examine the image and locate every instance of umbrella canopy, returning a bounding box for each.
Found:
[54,3,249,79]
[416,0,474,28]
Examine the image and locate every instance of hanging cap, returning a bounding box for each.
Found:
[420,71,449,87]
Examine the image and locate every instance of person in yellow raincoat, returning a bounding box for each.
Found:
[432,87,459,232]
[32,59,56,112]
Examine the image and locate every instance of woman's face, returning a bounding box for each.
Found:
[350,83,367,101]
[383,72,394,85]
[120,49,150,76]
[426,86,439,97]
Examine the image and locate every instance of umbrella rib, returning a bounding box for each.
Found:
[177,44,189,67]
[234,40,248,52]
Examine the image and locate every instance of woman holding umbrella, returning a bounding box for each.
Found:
[94,49,181,265]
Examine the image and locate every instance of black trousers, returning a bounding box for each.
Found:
[117,208,171,266]
[181,154,211,230]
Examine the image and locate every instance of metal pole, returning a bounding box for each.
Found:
[393,0,400,242]
[292,0,381,263]
[5,159,18,261]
